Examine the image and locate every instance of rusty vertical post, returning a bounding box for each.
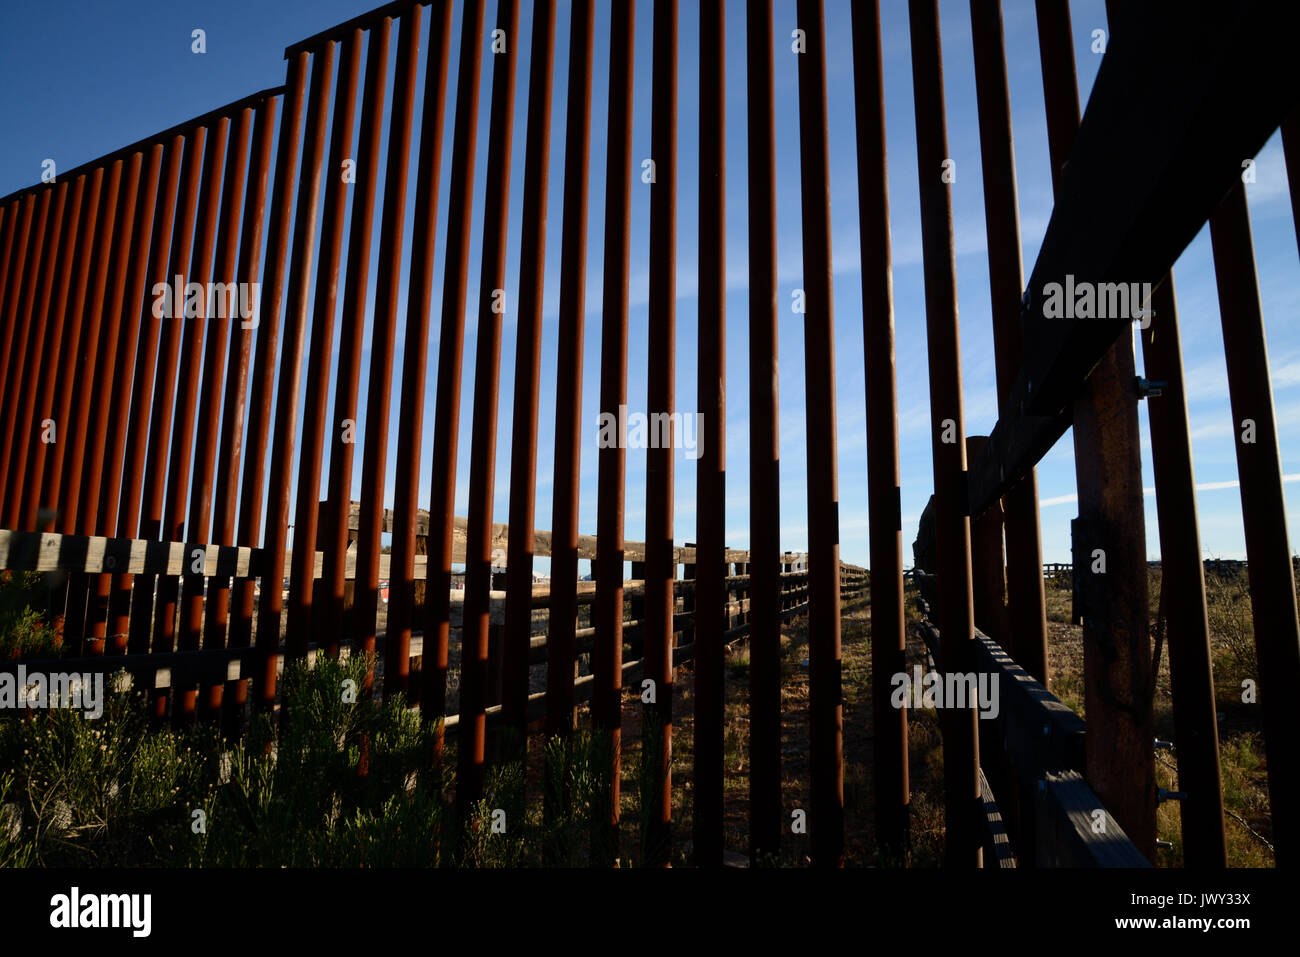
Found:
[0,193,37,424]
[1139,276,1228,868]
[172,108,251,725]
[21,166,105,532]
[850,0,909,860]
[228,52,309,696]
[284,32,362,666]
[909,0,981,868]
[86,143,164,655]
[1209,183,1300,865]
[593,0,636,866]
[153,118,229,723]
[746,0,781,866]
[694,0,725,868]
[422,0,486,738]
[254,42,336,708]
[1037,0,1155,860]
[354,9,421,696]
[385,2,453,701]
[969,0,1049,686]
[125,131,205,656]
[640,0,677,868]
[106,135,185,650]
[0,191,48,467]
[63,152,145,649]
[502,0,557,743]
[458,0,521,818]
[203,98,277,720]
[0,190,53,520]
[321,20,391,662]
[796,0,844,869]
[543,0,595,785]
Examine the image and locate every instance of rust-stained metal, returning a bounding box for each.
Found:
[693,0,725,868]
[502,0,557,744]
[228,52,309,693]
[0,191,52,522]
[909,0,980,868]
[320,19,391,661]
[285,30,362,665]
[86,144,165,656]
[62,152,145,650]
[850,0,909,860]
[153,118,229,725]
[108,135,186,651]
[203,98,277,720]
[1037,0,1155,861]
[543,0,595,845]
[969,0,1049,686]
[125,130,205,656]
[254,42,335,709]
[1139,276,1228,868]
[0,194,38,414]
[459,0,522,818]
[422,0,487,738]
[385,2,453,701]
[640,0,677,868]
[1209,182,1300,866]
[354,9,421,694]
[746,0,781,865]
[0,192,46,481]
[796,0,844,868]
[173,107,251,724]
[593,0,636,865]
[22,165,107,533]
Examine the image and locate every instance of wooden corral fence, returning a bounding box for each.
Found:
[1,0,1298,869]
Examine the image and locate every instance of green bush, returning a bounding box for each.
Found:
[0,571,61,660]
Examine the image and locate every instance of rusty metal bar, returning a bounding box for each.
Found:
[170,107,253,724]
[201,98,277,711]
[693,0,725,868]
[384,2,453,701]
[0,200,19,391]
[65,154,143,538]
[227,52,308,685]
[459,0,522,817]
[85,143,165,656]
[153,117,230,725]
[543,0,594,843]
[24,164,110,532]
[0,191,50,519]
[124,130,205,655]
[353,8,421,694]
[422,0,487,735]
[639,0,677,867]
[796,0,844,868]
[850,0,909,860]
[1037,0,1155,861]
[0,192,45,465]
[502,0,557,743]
[909,0,981,868]
[969,0,1049,686]
[1139,276,1227,868]
[105,134,185,651]
[254,42,336,709]
[746,0,781,865]
[284,31,362,664]
[593,0,636,865]
[321,19,391,661]
[1209,182,1300,866]
[61,152,145,649]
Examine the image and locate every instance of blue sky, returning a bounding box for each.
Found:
[2,0,1297,569]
